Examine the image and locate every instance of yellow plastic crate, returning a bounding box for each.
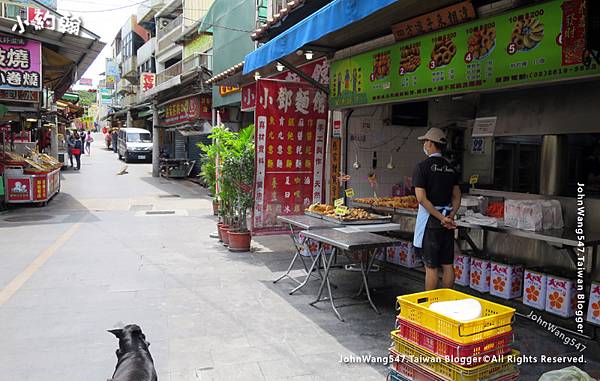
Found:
[391,331,519,381]
[396,289,515,344]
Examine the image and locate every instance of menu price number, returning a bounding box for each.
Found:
[464,52,473,63]
[507,43,517,55]
[429,60,437,70]
[399,66,406,76]
[335,205,349,216]
[469,174,479,186]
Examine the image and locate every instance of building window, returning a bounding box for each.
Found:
[4,4,26,20]
[271,0,286,16]
[123,34,133,58]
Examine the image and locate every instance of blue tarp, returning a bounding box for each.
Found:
[243,0,397,74]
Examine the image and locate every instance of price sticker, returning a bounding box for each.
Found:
[334,198,345,207]
[335,206,349,215]
[469,174,479,185]
[345,188,355,198]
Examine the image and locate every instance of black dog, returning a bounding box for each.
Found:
[108,324,157,381]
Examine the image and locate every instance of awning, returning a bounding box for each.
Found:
[243,0,397,74]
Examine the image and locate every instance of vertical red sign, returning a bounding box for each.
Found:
[252,79,328,234]
[561,0,586,66]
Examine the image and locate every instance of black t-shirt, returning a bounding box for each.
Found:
[412,155,459,206]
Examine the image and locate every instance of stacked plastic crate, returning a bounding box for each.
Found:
[388,289,519,381]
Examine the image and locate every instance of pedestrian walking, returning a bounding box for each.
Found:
[412,128,461,291]
[80,130,86,156]
[85,131,94,155]
[67,131,75,168]
[71,132,82,170]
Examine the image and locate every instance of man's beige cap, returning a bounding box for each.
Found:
[418,128,447,144]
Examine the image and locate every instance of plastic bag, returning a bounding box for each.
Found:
[518,201,543,231]
[504,199,521,228]
[538,366,594,381]
[541,200,564,230]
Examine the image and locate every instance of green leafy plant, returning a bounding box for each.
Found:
[198,125,255,230]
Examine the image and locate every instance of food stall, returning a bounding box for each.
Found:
[0,150,61,205]
[326,0,600,339]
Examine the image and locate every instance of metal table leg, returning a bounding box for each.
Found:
[356,248,380,297]
[290,243,324,295]
[273,224,304,285]
[311,247,343,321]
[360,252,380,314]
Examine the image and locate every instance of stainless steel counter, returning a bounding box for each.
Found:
[277,215,338,230]
[456,220,600,247]
[300,228,402,251]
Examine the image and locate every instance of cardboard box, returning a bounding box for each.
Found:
[454,253,470,286]
[387,241,421,268]
[489,262,523,299]
[523,269,547,310]
[299,235,333,257]
[545,275,576,318]
[470,257,491,293]
[585,282,600,326]
[386,245,399,265]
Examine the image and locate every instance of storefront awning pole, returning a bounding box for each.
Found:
[279,58,329,94]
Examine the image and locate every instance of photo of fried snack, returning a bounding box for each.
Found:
[399,45,421,74]
[370,51,391,81]
[511,17,544,51]
[467,26,496,59]
[431,37,457,67]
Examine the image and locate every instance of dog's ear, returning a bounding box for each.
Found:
[107,328,123,338]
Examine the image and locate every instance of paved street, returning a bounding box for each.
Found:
[1,136,600,381]
[0,136,392,381]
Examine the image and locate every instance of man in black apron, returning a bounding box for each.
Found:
[412,128,461,291]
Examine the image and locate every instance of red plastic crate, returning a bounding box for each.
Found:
[395,318,513,367]
[388,365,519,381]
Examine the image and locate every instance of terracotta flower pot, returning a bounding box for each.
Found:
[217,222,226,241]
[218,224,230,244]
[221,226,232,246]
[228,230,252,252]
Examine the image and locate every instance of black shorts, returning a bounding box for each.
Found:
[420,227,454,268]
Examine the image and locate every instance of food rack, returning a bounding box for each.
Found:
[3,165,61,205]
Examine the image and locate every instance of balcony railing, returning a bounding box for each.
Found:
[157,13,183,41]
[182,53,212,73]
[156,61,182,85]
[137,37,156,65]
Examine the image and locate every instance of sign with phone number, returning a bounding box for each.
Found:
[329,0,597,108]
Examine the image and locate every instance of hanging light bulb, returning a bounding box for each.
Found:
[353,152,361,169]
[254,71,261,81]
[276,62,284,71]
[304,50,313,60]
[387,153,395,169]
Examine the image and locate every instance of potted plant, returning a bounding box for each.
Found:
[199,126,237,240]
[220,125,255,252]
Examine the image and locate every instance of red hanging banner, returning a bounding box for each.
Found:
[252,79,328,235]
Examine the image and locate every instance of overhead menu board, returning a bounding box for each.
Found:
[329,0,599,109]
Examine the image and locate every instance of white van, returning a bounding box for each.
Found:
[117,128,152,163]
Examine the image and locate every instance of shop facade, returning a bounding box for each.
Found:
[241,0,600,344]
